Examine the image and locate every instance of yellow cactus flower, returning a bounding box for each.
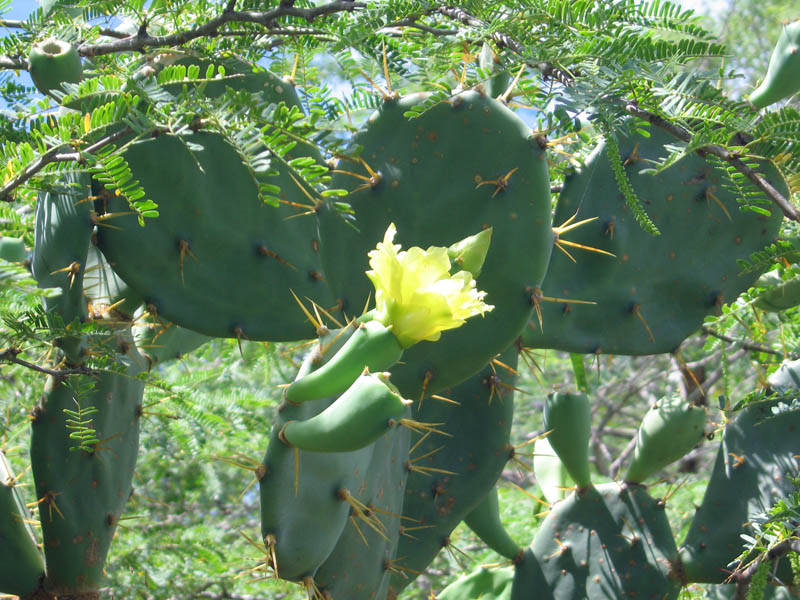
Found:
[366,223,494,348]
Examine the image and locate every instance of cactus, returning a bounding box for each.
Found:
[317,91,552,397]
[533,436,573,505]
[542,392,593,489]
[513,482,682,600]
[388,345,518,595]
[0,236,27,263]
[523,126,785,355]
[680,400,800,584]
[29,334,144,598]
[749,20,800,109]
[438,566,515,600]
[755,271,800,312]
[0,450,45,597]
[463,486,523,561]
[624,395,707,484]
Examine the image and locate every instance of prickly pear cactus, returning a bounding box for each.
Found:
[680,400,800,583]
[259,324,411,595]
[29,332,144,598]
[0,450,45,598]
[95,56,333,342]
[318,90,552,397]
[749,20,800,109]
[388,345,517,595]
[513,482,683,600]
[624,395,706,484]
[32,172,93,330]
[523,126,785,355]
[438,565,515,600]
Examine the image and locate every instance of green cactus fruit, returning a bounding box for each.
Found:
[95,130,334,342]
[318,90,552,398]
[312,426,410,599]
[755,271,800,312]
[281,372,410,453]
[0,237,27,263]
[523,125,785,356]
[515,483,682,600]
[447,227,492,277]
[680,400,800,583]
[438,565,515,600]
[624,395,706,484]
[0,451,45,597]
[259,326,406,582]
[284,320,404,404]
[767,358,800,393]
[749,20,800,108]
[463,486,522,560]
[388,345,517,596]
[543,392,592,489]
[28,39,82,98]
[29,333,144,597]
[532,436,573,505]
[131,306,209,369]
[32,172,93,327]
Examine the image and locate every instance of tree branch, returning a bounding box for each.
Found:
[0,127,132,202]
[0,56,26,70]
[701,326,788,357]
[78,1,365,58]
[623,102,800,222]
[0,348,101,377]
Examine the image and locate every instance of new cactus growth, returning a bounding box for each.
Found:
[438,566,515,600]
[0,451,45,598]
[542,392,593,489]
[624,395,706,484]
[532,436,573,505]
[749,20,800,108]
[463,486,522,560]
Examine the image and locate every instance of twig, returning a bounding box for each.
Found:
[0,348,101,377]
[701,326,786,357]
[0,126,132,203]
[733,538,800,598]
[78,1,366,58]
[0,19,26,29]
[623,102,800,222]
[0,56,26,70]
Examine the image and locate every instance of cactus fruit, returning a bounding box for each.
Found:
[542,392,593,489]
[532,436,573,505]
[749,20,800,109]
[318,90,552,397]
[28,39,82,98]
[284,320,404,404]
[29,333,144,597]
[281,372,410,453]
[523,126,785,355]
[0,236,27,263]
[0,451,45,597]
[388,346,518,595]
[624,395,706,484]
[514,482,682,600]
[463,486,522,560]
[438,565,515,600]
[680,400,800,583]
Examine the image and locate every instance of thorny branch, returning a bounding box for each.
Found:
[732,538,800,599]
[701,326,792,358]
[0,126,133,203]
[623,103,800,222]
[0,348,102,377]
